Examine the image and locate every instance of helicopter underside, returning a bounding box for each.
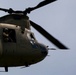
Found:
[0,55,45,67]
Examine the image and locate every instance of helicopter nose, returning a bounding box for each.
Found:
[41,49,48,56]
[39,44,48,56]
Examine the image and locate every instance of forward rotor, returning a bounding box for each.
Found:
[0,0,57,15]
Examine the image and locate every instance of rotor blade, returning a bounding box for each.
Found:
[33,0,57,9]
[26,0,57,13]
[0,8,9,12]
[0,8,15,14]
[30,20,68,49]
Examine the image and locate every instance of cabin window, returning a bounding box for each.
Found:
[2,28,16,43]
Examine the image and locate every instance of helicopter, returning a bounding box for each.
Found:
[0,0,68,72]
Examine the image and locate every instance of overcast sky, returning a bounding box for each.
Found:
[0,0,76,75]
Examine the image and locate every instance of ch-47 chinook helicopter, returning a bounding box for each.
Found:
[0,0,68,72]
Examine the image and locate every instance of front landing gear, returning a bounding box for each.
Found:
[5,67,8,72]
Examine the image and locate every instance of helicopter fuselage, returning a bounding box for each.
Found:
[0,23,48,67]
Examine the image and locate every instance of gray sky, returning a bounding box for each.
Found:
[0,0,76,75]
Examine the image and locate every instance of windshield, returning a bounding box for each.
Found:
[27,32,36,41]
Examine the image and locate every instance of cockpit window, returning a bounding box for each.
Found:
[30,33,35,40]
[2,28,16,43]
[27,33,36,41]
[27,32,38,48]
